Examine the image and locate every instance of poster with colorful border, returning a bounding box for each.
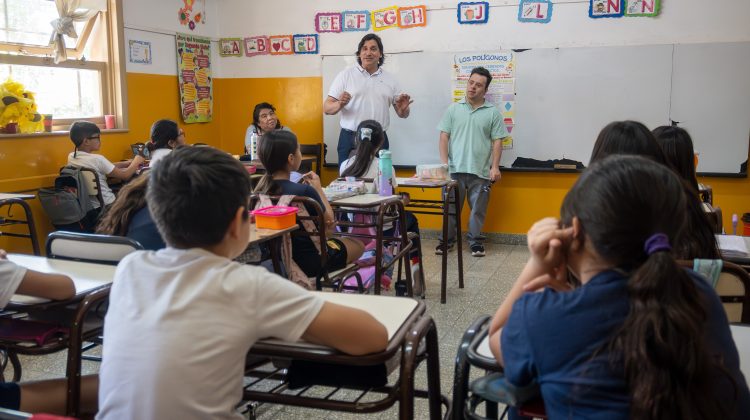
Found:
[589,0,624,18]
[624,0,660,17]
[397,6,427,28]
[315,12,342,33]
[128,40,151,64]
[518,0,553,23]
[342,10,371,31]
[372,6,399,31]
[244,36,269,57]
[293,34,319,54]
[219,38,242,56]
[176,33,212,123]
[457,2,489,24]
[268,35,294,55]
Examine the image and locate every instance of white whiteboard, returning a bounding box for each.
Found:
[323,43,750,174]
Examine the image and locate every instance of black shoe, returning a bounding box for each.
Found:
[435,241,455,255]
[471,244,486,257]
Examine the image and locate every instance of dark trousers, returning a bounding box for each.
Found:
[337,128,390,166]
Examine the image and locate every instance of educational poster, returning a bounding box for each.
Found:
[268,35,294,55]
[372,7,399,31]
[219,38,242,57]
[518,0,553,23]
[128,40,151,64]
[342,11,371,31]
[452,52,516,149]
[293,34,319,54]
[315,12,342,33]
[176,33,212,123]
[397,6,427,28]
[624,0,660,17]
[589,0,624,18]
[457,2,489,24]
[244,36,269,57]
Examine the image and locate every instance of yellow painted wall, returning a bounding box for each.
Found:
[2,74,749,253]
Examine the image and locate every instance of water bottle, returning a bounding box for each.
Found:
[378,149,393,196]
[246,132,259,160]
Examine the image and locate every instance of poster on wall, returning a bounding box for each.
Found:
[452,52,516,148]
[518,0,553,23]
[176,33,212,123]
[624,0,660,17]
[589,0,624,18]
[128,40,151,64]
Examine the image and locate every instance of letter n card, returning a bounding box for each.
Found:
[398,6,427,28]
[268,35,293,55]
[518,0,553,23]
[244,36,269,57]
[293,34,319,54]
[589,0,624,18]
[624,0,660,17]
[372,7,399,31]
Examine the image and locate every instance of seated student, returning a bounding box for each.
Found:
[96,176,165,251]
[146,119,186,168]
[244,102,291,153]
[254,130,364,280]
[489,156,750,420]
[0,250,98,415]
[97,146,386,420]
[652,125,700,193]
[589,120,719,259]
[67,121,145,210]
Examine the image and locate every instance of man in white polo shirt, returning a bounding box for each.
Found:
[324,33,413,165]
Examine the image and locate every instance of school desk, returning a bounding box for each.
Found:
[247,223,298,274]
[329,194,415,297]
[2,254,115,416]
[716,234,750,272]
[396,177,464,304]
[243,292,446,419]
[248,154,320,173]
[0,194,40,255]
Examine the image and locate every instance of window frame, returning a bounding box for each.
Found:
[0,0,127,134]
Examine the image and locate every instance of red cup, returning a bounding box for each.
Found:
[43,115,53,132]
[4,122,18,134]
[104,114,116,129]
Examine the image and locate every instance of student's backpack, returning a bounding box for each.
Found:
[38,166,95,226]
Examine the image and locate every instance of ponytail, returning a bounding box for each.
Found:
[341,120,384,178]
[252,130,297,196]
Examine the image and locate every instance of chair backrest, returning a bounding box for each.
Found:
[702,202,723,234]
[46,231,143,265]
[680,259,750,323]
[60,165,104,209]
[299,143,322,174]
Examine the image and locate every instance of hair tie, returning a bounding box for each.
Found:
[359,127,373,143]
[644,233,671,256]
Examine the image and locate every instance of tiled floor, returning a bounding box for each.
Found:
[11,238,528,419]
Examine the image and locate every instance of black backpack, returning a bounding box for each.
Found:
[38,166,95,226]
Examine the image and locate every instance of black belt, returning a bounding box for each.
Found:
[341,128,356,134]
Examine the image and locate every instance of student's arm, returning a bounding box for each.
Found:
[108,155,145,181]
[302,301,388,355]
[488,218,572,365]
[439,131,450,165]
[302,172,336,232]
[19,375,98,415]
[0,250,75,300]
[324,93,351,115]
[489,138,503,182]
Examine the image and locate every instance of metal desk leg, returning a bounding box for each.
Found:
[269,237,283,275]
[454,186,464,290]
[441,189,450,304]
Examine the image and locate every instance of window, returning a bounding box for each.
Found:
[0,0,126,130]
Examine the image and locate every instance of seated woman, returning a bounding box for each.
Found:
[254,130,364,283]
[489,155,750,419]
[244,102,291,154]
[96,175,165,251]
[589,120,719,259]
[147,119,186,168]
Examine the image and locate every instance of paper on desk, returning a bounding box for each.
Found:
[716,235,749,257]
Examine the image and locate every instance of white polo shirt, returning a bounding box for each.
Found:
[328,64,401,131]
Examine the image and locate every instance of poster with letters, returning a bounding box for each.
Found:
[176,33,212,123]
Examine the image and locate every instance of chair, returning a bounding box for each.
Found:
[680,259,750,323]
[0,197,40,255]
[250,195,363,292]
[702,202,723,234]
[299,143,323,175]
[46,231,143,265]
[60,166,104,210]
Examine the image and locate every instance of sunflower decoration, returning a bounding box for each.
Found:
[0,79,43,134]
[178,7,190,26]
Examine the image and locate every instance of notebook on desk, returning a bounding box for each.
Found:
[715,235,749,258]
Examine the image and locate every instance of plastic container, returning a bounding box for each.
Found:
[251,206,298,229]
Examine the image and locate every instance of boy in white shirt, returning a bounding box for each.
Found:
[97,146,388,420]
[67,121,145,209]
[0,250,98,414]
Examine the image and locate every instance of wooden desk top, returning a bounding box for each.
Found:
[0,193,35,201]
[330,193,399,207]
[7,254,116,305]
[396,177,453,188]
[248,223,298,246]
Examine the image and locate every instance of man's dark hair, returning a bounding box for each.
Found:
[147,146,251,248]
[470,67,493,89]
[355,33,385,67]
[69,121,100,147]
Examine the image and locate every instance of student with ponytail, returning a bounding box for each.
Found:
[147,119,186,168]
[488,155,749,419]
[255,130,364,278]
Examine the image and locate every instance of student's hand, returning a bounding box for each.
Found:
[0,249,6,260]
[399,192,410,206]
[338,91,352,107]
[526,217,573,280]
[489,167,501,183]
[133,155,146,165]
[523,271,574,293]
[302,171,322,190]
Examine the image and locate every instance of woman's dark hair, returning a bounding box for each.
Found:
[652,125,699,193]
[252,102,282,133]
[97,175,149,236]
[590,121,667,165]
[147,146,251,248]
[355,33,385,67]
[254,130,299,195]
[562,155,733,420]
[147,119,179,153]
[590,120,719,259]
[341,120,384,179]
